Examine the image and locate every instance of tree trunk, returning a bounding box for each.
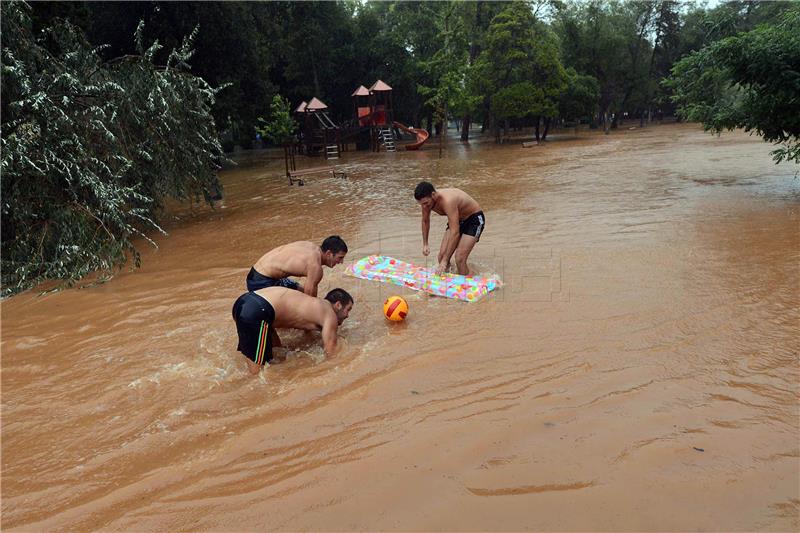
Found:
[461,115,471,142]
[439,103,446,159]
[542,117,551,141]
[459,1,485,144]
[491,115,500,143]
[603,110,610,134]
[534,116,541,142]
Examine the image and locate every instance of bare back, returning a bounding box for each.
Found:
[252,241,321,279]
[431,188,481,221]
[255,287,335,332]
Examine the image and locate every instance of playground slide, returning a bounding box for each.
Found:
[393,121,429,151]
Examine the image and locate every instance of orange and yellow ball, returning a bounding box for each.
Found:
[383,295,408,321]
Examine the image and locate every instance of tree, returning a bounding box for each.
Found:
[417,1,476,156]
[666,6,800,165]
[257,95,298,178]
[475,2,567,142]
[554,0,629,132]
[454,1,507,142]
[1,1,226,295]
[559,67,600,125]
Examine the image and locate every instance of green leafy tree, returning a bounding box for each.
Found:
[475,2,567,142]
[1,1,226,295]
[666,6,800,165]
[555,1,647,131]
[257,95,298,176]
[453,1,507,141]
[417,1,476,156]
[559,67,600,124]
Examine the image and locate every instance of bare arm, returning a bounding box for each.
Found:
[320,312,339,356]
[304,261,323,297]
[421,207,431,256]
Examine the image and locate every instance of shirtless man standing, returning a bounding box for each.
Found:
[232,287,354,375]
[246,236,347,296]
[414,181,485,275]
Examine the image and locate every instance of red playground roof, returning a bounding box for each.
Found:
[295,101,308,113]
[306,97,328,111]
[370,79,392,92]
[351,85,370,97]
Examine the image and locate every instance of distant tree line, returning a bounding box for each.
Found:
[2,0,796,294]
[22,0,795,146]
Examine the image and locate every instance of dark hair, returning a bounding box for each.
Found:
[414,181,435,200]
[325,288,353,306]
[321,235,348,254]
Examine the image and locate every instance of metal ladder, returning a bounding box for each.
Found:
[325,144,339,159]
[378,127,396,152]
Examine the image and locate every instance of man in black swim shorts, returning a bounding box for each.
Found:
[246,236,348,295]
[231,290,277,368]
[414,181,485,275]
[232,286,354,375]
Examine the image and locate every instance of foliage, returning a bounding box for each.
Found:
[416,2,480,135]
[256,95,298,146]
[559,68,600,121]
[1,1,226,295]
[666,6,800,164]
[475,1,567,137]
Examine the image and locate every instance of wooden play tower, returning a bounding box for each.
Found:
[349,80,396,152]
[296,97,341,160]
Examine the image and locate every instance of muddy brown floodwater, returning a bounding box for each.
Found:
[2,123,799,531]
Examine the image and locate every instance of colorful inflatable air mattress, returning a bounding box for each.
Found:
[345,255,502,302]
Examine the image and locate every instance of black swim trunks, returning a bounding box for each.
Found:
[232,291,276,365]
[447,211,486,241]
[246,267,300,292]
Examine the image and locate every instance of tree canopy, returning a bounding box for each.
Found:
[666,5,800,164]
[1,1,225,294]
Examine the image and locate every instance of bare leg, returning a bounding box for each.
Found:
[270,328,282,348]
[438,228,461,272]
[454,234,478,275]
[437,228,449,266]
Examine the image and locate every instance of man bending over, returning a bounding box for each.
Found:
[232,287,354,375]
[414,181,485,275]
[246,236,348,296]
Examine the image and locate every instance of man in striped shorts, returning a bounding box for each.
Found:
[232,286,354,375]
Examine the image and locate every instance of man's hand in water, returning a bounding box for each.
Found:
[422,244,430,256]
[435,261,448,276]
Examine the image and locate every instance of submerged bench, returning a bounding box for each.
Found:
[287,167,347,186]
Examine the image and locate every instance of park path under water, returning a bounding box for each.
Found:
[2,123,799,531]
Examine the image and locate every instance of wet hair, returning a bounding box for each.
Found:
[414,181,435,200]
[321,235,348,254]
[325,288,353,306]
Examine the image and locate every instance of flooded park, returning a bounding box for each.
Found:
[2,122,798,531]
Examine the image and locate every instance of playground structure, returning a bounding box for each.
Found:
[350,80,429,152]
[287,80,430,183]
[392,121,429,151]
[295,97,342,160]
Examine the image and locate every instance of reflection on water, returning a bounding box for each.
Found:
[2,123,799,531]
